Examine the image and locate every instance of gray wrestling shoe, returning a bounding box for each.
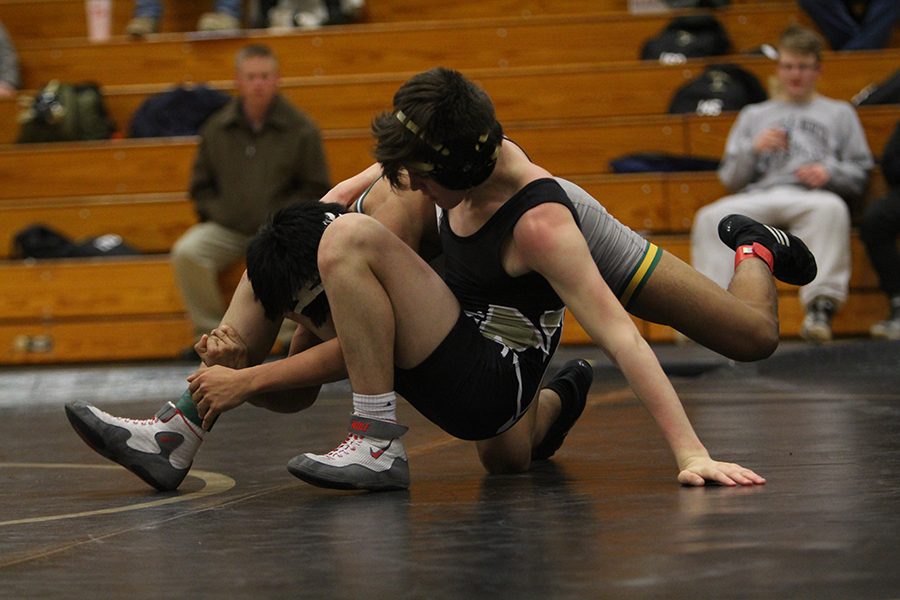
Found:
[64,401,203,491]
[287,416,409,491]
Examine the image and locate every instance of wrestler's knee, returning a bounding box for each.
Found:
[318,213,381,275]
[737,324,779,361]
[477,441,531,474]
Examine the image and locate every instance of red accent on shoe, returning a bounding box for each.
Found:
[370,440,392,459]
[350,420,370,432]
[735,242,773,273]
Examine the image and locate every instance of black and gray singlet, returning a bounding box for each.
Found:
[395,178,578,440]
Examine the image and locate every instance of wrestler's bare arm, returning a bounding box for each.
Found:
[512,202,766,486]
[187,172,439,428]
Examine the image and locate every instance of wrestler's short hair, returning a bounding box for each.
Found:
[778,24,823,63]
[246,201,345,325]
[372,67,503,191]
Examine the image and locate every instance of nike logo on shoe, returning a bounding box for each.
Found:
[370,440,393,459]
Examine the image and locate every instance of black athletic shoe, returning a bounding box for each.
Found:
[717,214,817,286]
[532,359,593,461]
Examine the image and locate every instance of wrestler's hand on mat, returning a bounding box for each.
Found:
[187,365,252,431]
[677,456,767,487]
[198,324,249,369]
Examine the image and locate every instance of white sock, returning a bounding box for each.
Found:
[352,391,397,423]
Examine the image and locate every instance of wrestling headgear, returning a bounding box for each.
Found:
[394,110,503,190]
[291,211,338,315]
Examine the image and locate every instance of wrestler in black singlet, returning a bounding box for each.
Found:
[395,178,579,440]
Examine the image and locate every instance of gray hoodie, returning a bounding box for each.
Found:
[718,95,873,201]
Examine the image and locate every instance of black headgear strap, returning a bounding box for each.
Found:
[394,110,503,190]
[291,210,339,323]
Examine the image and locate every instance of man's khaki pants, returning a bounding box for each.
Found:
[171,222,294,345]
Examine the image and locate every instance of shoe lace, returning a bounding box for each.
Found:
[118,416,158,426]
[326,434,362,458]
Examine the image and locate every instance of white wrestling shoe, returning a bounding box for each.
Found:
[287,416,409,491]
[65,401,203,491]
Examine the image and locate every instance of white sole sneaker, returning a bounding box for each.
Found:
[287,416,410,491]
[800,315,833,343]
[870,319,900,340]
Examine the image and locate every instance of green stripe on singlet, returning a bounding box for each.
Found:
[619,243,662,308]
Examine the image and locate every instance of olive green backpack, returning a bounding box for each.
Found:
[17,80,116,143]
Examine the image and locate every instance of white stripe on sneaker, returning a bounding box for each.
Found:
[764,225,790,247]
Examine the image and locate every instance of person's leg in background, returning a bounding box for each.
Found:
[199,0,243,30]
[126,0,162,36]
[171,221,252,353]
[844,0,900,50]
[785,190,852,343]
[860,191,900,339]
[798,0,899,50]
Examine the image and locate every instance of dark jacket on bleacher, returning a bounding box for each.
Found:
[189,93,331,235]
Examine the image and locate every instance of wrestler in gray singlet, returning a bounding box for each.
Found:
[553,178,661,307]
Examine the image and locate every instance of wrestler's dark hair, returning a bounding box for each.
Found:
[372,67,502,190]
[246,201,345,325]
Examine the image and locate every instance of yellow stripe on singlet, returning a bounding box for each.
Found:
[619,243,662,308]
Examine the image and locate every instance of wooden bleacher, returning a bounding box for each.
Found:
[0,0,806,41]
[364,0,720,22]
[0,193,193,258]
[3,107,894,202]
[0,257,194,362]
[0,157,892,362]
[2,49,898,145]
[11,0,897,49]
[11,4,814,88]
[0,2,897,363]
[0,0,239,40]
[685,104,900,159]
[2,168,890,258]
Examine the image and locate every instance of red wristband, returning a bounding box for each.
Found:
[734,242,773,273]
